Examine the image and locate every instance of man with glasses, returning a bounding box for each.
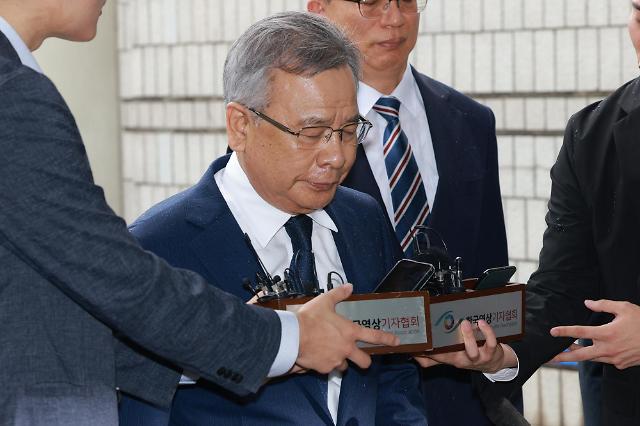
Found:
[118,12,427,426]
[309,1,520,424]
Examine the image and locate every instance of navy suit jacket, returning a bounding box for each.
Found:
[341,68,515,425]
[120,155,427,425]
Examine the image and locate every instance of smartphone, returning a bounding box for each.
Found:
[475,265,516,290]
[374,259,435,293]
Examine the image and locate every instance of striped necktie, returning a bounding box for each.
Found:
[373,96,430,256]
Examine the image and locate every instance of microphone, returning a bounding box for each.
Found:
[410,226,465,295]
[413,245,452,269]
[243,278,258,297]
[326,271,345,291]
[244,233,274,282]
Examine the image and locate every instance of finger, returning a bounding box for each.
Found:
[551,345,600,363]
[477,320,497,349]
[429,352,464,367]
[354,325,400,347]
[550,325,601,340]
[460,321,480,360]
[590,356,614,365]
[336,359,349,372]
[584,299,624,315]
[347,347,372,369]
[414,356,440,368]
[550,343,584,362]
[561,343,584,352]
[324,283,353,305]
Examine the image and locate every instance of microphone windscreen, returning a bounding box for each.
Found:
[413,246,452,267]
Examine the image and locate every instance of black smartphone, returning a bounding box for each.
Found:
[475,265,516,290]
[374,259,435,293]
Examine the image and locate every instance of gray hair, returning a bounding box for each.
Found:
[223,11,361,110]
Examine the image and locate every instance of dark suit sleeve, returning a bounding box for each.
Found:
[477,113,599,401]
[0,68,280,395]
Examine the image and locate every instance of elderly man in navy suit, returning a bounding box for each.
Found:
[118,12,427,426]
[308,0,522,424]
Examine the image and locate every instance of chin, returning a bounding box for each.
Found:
[64,29,98,42]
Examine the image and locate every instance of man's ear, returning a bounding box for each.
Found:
[307,0,326,14]
[226,102,250,152]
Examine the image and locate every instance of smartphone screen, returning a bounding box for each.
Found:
[475,265,516,290]
[374,259,435,293]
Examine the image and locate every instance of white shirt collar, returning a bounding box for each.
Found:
[357,64,424,119]
[0,16,43,73]
[218,154,338,249]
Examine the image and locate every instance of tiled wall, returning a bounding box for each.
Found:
[117,0,637,283]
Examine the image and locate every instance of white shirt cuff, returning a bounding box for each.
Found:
[483,348,520,382]
[178,371,199,385]
[267,310,299,377]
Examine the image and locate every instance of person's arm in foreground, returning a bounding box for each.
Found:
[0,67,398,395]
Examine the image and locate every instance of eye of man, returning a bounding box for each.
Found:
[299,127,328,139]
[341,123,359,138]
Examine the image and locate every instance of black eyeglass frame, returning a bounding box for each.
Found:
[343,0,428,19]
[247,107,373,148]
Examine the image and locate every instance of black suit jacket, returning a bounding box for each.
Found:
[479,77,640,425]
[342,67,513,425]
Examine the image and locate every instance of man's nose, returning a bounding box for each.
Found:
[317,131,347,168]
[379,0,406,25]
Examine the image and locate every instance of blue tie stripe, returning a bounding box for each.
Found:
[374,96,430,255]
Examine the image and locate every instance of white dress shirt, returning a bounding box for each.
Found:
[0,16,42,73]
[216,153,346,424]
[358,64,439,218]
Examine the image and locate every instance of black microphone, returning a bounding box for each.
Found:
[242,277,258,296]
[413,245,452,269]
[244,233,274,284]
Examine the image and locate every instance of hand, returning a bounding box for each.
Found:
[550,299,640,369]
[295,283,400,374]
[414,320,517,373]
[246,292,264,305]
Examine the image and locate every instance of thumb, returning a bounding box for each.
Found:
[325,283,353,304]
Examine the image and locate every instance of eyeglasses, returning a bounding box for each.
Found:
[248,107,373,150]
[344,0,428,19]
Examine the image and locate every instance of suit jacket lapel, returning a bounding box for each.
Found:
[411,67,461,214]
[614,78,640,181]
[323,199,373,424]
[189,210,261,298]
[0,31,21,64]
[613,82,640,226]
[342,144,386,209]
[184,157,262,299]
[324,202,363,287]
